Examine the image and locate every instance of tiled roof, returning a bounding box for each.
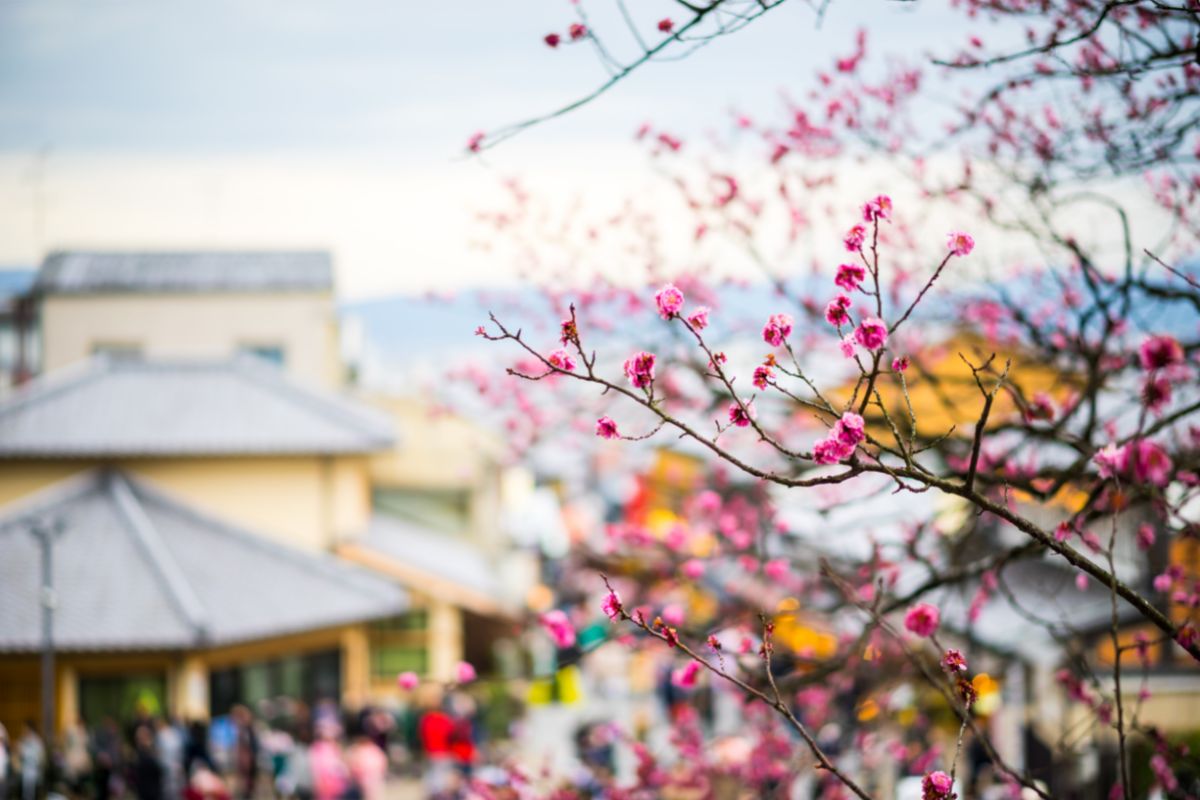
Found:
[37,251,333,294]
[0,470,407,652]
[0,356,396,457]
[338,514,507,616]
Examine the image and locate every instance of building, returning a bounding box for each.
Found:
[35,251,343,389]
[0,249,537,733]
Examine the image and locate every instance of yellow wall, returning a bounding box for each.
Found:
[0,455,371,552]
[364,395,502,490]
[41,292,342,389]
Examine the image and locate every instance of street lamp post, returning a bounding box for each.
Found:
[26,516,62,748]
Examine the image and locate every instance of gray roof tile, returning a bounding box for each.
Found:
[37,251,333,294]
[0,471,407,652]
[0,357,396,456]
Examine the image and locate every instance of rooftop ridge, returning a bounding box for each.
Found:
[107,471,211,640]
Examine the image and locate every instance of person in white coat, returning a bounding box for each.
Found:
[18,720,45,800]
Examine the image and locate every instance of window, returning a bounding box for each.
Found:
[79,673,167,724]
[238,344,286,367]
[369,611,429,680]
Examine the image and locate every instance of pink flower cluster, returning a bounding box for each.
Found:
[863,194,893,222]
[762,313,794,347]
[947,231,975,257]
[548,349,577,371]
[602,589,623,621]
[835,263,866,291]
[540,609,576,648]
[1093,439,1173,487]
[671,660,701,689]
[655,283,685,319]
[904,602,940,637]
[854,316,888,351]
[687,306,710,330]
[825,294,852,326]
[813,411,865,464]
[624,351,657,389]
[844,224,866,252]
[595,416,620,440]
[922,770,955,800]
[1139,334,1183,371]
[728,402,755,428]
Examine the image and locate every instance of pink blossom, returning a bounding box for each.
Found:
[548,349,577,371]
[728,402,755,428]
[844,224,866,252]
[1143,375,1171,413]
[752,364,774,389]
[825,294,852,326]
[657,18,674,33]
[1136,523,1156,550]
[839,335,856,358]
[397,671,419,691]
[1139,335,1183,371]
[813,437,853,465]
[671,660,701,689]
[835,263,866,291]
[1153,572,1173,593]
[1054,521,1074,542]
[764,559,789,581]
[602,589,623,621]
[568,23,587,40]
[1094,444,1123,479]
[661,603,685,627]
[655,283,685,319]
[681,559,705,579]
[686,306,710,330]
[863,194,893,222]
[466,132,485,153]
[596,417,620,439]
[854,317,888,351]
[892,355,909,373]
[623,351,657,389]
[947,231,975,256]
[904,603,940,637]
[762,313,794,347]
[922,771,954,800]
[1075,573,1089,591]
[941,649,967,673]
[835,411,866,446]
[454,661,477,684]
[1124,439,1174,486]
[540,609,577,648]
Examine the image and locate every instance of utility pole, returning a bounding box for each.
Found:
[26,516,62,747]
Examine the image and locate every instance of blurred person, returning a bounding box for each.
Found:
[416,690,456,799]
[231,706,260,799]
[344,718,386,800]
[307,720,349,800]
[447,693,478,779]
[156,718,186,799]
[183,767,232,800]
[133,725,164,800]
[278,723,314,800]
[184,721,216,778]
[92,717,123,800]
[18,720,45,800]
[0,723,10,800]
[61,720,92,795]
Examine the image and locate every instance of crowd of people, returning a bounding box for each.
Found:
[0,689,487,800]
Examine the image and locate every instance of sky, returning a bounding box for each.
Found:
[0,0,960,299]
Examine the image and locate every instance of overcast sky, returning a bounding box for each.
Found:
[0,1,966,298]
